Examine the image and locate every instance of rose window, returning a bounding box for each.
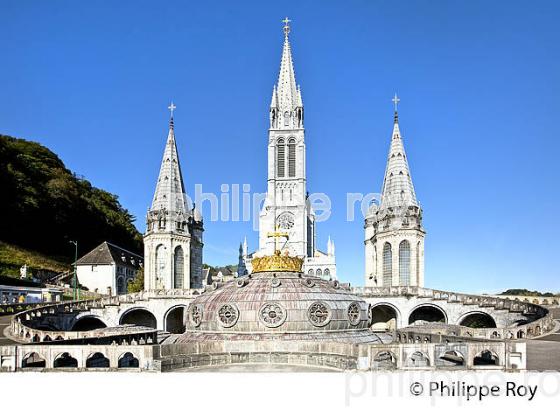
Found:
[347,302,361,325]
[308,302,331,327]
[259,303,287,328]
[217,304,239,328]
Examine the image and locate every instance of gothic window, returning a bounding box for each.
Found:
[277,212,295,229]
[277,139,285,177]
[284,111,290,126]
[174,246,184,289]
[399,240,411,286]
[416,241,421,285]
[383,243,392,287]
[288,138,296,177]
[155,245,167,285]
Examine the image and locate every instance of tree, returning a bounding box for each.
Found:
[127,269,144,293]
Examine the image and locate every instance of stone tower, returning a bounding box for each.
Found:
[144,105,204,290]
[365,99,425,287]
[244,18,336,280]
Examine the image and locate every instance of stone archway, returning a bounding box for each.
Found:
[165,305,187,334]
[86,352,110,368]
[370,303,399,331]
[118,352,139,368]
[53,353,78,368]
[408,304,447,325]
[458,312,497,328]
[22,352,46,368]
[120,308,157,329]
[71,316,107,331]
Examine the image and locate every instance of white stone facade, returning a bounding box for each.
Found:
[144,115,204,290]
[365,112,425,287]
[244,23,336,279]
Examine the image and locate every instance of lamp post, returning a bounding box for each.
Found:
[69,240,78,301]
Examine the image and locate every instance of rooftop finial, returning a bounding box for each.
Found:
[168,101,176,129]
[391,93,400,123]
[282,16,291,37]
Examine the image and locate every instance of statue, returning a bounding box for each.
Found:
[19,264,28,279]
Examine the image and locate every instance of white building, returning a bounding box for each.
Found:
[76,241,143,295]
[365,103,425,287]
[243,20,336,279]
[143,107,204,290]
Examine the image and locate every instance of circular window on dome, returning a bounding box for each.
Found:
[217,304,239,328]
[259,303,287,328]
[347,302,361,325]
[308,302,331,327]
[188,304,203,327]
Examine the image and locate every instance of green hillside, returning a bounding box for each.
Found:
[0,241,70,278]
[0,134,143,273]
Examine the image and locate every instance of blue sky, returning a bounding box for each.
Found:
[1,1,559,293]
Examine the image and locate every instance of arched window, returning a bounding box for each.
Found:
[399,240,411,285]
[308,269,313,276]
[116,276,126,295]
[288,138,296,177]
[383,243,392,286]
[155,245,167,286]
[316,268,322,277]
[284,111,290,126]
[324,268,330,278]
[416,241,421,285]
[277,139,285,178]
[174,246,184,289]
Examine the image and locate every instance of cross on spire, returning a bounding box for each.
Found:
[168,101,176,117]
[282,17,291,36]
[392,93,400,112]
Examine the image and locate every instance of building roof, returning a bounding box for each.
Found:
[76,241,143,269]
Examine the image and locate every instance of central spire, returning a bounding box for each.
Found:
[270,17,303,129]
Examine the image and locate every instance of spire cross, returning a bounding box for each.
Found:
[392,93,400,113]
[267,225,289,253]
[168,102,176,118]
[282,17,291,36]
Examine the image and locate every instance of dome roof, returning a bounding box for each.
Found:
[176,270,381,344]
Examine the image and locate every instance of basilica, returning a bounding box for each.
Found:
[0,19,555,373]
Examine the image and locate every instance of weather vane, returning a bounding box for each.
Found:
[282,17,291,36]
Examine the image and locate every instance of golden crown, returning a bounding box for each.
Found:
[251,250,304,273]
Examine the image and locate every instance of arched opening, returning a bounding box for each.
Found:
[277,139,285,177]
[372,351,397,370]
[459,312,497,328]
[399,240,410,285]
[118,352,139,368]
[382,242,392,286]
[71,316,107,331]
[155,245,167,288]
[408,305,446,325]
[165,306,186,334]
[406,351,430,367]
[473,350,499,366]
[174,246,184,289]
[438,350,465,367]
[120,308,157,329]
[117,276,126,295]
[288,139,296,177]
[370,304,398,332]
[86,352,110,368]
[22,352,46,368]
[53,353,78,368]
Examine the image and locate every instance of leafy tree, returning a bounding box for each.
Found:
[127,269,144,293]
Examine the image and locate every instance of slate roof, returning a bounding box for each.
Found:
[76,241,143,269]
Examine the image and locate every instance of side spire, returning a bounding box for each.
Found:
[149,102,189,218]
[380,95,418,210]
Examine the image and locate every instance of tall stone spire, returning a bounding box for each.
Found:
[149,102,190,219]
[379,94,418,210]
[269,17,304,129]
[364,95,425,289]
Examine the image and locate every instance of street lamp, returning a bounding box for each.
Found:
[69,240,78,301]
